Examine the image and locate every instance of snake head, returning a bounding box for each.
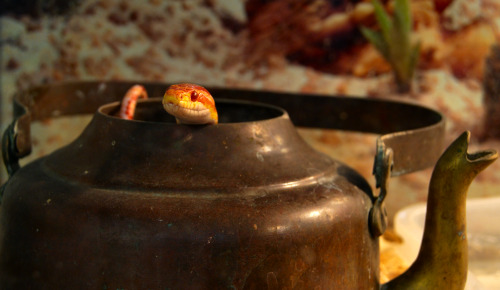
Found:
[162,83,218,124]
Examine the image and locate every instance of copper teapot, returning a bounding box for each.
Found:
[0,82,497,289]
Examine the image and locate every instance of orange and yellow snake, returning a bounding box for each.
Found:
[119,83,218,124]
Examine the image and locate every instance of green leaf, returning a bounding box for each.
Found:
[393,0,411,54]
[371,0,392,43]
[394,0,411,35]
[361,0,418,92]
[361,27,389,59]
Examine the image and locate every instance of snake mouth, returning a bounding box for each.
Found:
[162,101,214,124]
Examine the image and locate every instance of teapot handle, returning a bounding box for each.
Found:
[215,89,445,236]
[211,89,446,177]
[1,81,445,208]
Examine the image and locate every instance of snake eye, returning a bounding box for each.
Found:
[190,91,199,102]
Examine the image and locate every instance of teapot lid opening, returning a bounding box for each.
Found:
[98,98,287,124]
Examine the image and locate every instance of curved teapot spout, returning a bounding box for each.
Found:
[382,131,498,290]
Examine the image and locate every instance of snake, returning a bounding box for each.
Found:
[119,83,218,124]
[162,83,218,124]
[118,84,148,120]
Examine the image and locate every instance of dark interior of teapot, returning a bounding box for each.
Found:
[100,98,285,123]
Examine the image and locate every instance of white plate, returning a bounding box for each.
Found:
[394,197,500,290]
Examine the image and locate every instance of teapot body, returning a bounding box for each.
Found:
[0,100,379,289]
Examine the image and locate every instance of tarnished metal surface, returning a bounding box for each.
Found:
[1,98,379,289]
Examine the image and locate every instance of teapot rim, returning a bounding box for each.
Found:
[97,97,291,125]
